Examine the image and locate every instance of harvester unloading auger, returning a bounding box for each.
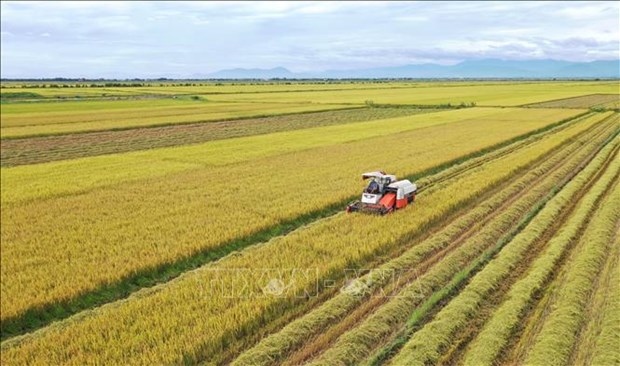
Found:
[346,171,417,215]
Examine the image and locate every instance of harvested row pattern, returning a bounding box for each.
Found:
[0,100,355,138]
[233,112,618,366]
[0,109,596,332]
[499,149,620,366]
[0,107,437,167]
[462,144,620,366]
[389,137,619,366]
[4,107,562,204]
[302,121,619,366]
[571,222,620,365]
[526,93,620,109]
[523,180,619,366]
[0,109,610,365]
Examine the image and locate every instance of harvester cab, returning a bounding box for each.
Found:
[347,171,417,215]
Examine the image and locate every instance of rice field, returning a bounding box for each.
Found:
[527,93,619,109]
[0,99,355,138]
[0,80,618,365]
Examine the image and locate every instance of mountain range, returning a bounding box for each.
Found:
[203,59,620,79]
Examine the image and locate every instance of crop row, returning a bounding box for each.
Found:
[371,121,618,366]
[523,179,619,366]
[1,110,612,365]
[1,107,434,167]
[414,111,608,194]
[232,111,618,365]
[571,223,620,365]
[318,116,619,366]
[304,123,619,366]
[1,108,587,327]
[461,142,619,365]
[389,134,619,366]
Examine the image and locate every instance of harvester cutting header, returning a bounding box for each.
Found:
[346,171,417,215]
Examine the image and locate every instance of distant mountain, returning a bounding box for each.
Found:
[206,66,294,79]
[205,59,620,79]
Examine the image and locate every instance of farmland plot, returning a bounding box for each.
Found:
[2,111,617,365]
[527,93,620,109]
[1,108,587,332]
[0,81,617,366]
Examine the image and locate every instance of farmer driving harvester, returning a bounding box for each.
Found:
[366,179,380,194]
[347,171,417,215]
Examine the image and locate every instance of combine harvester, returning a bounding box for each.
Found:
[346,171,417,215]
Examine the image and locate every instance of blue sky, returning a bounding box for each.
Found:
[1,1,619,78]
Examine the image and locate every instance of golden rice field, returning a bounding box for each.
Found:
[0,81,618,365]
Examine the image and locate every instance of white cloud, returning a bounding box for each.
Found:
[1,0,618,78]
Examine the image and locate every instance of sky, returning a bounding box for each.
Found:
[1,1,619,78]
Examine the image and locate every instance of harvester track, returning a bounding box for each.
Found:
[437,133,620,366]
[281,115,618,366]
[499,143,620,365]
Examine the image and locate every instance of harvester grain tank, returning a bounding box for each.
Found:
[346,171,417,215]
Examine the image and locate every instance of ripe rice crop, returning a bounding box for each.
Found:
[204,81,620,106]
[1,107,436,167]
[588,234,620,365]
[308,131,619,366]
[0,100,354,138]
[1,110,610,365]
[4,107,577,204]
[2,80,618,366]
[0,109,596,327]
[0,81,423,100]
[232,112,617,366]
[527,93,620,109]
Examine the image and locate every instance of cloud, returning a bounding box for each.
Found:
[1,0,618,78]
